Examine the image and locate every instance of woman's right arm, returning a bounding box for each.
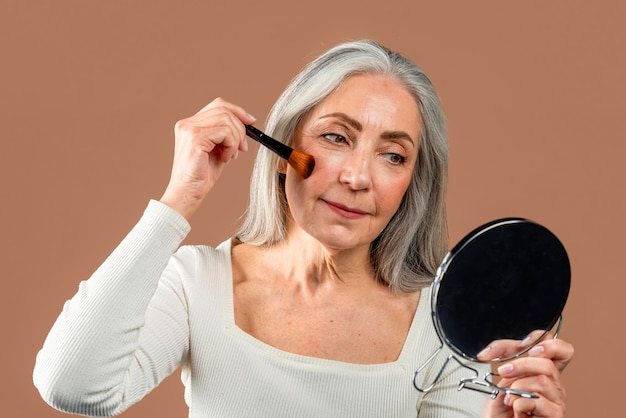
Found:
[33,200,192,416]
[33,98,255,416]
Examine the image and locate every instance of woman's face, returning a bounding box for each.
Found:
[285,73,422,253]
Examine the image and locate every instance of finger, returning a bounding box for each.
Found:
[202,125,240,163]
[481,392,510,416]
[477,328,554,362]
[497,357,559,381]
[499,373,564,403]
[191,106,252,156]
[210,112,244,162]
[196,97,256,125]
[504,388,565,418]
[520,329,550,349]
[176,112,243,162]
[528,338,574,373]
[477,338,526,361]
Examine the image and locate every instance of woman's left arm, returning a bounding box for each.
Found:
[480,337,574,417]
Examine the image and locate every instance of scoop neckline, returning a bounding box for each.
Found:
[218,238,429,370]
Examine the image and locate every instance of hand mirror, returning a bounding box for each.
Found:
[413,218,570,399]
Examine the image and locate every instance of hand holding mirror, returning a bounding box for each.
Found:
[413,218,571,399]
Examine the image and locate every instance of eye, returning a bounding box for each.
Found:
[322,133,347,144]
[384,153,408,165]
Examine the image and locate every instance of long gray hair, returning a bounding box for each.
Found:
[236,39,448,293]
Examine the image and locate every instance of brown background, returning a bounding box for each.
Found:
[2,1,624,417]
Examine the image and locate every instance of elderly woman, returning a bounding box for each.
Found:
[34,40,572,417]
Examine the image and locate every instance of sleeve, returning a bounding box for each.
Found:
[416,347,490,417]
[33,200,193,417]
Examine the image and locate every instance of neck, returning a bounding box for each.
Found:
[269,220,377,291]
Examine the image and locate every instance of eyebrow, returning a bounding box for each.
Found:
[319,112,416,147]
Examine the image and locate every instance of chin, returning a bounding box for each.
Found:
[299,219,379,253]
[313,231,372,254]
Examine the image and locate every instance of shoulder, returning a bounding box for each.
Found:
[168,239,233,282]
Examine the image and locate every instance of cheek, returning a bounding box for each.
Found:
[289,142,339,192]
[286,170,324,200]
[379,175,412,214]
[283,159,335,221]
[283,171,316,214]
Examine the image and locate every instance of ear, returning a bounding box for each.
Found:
[277,159,288,174]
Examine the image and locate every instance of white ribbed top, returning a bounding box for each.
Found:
[33,200,487,417]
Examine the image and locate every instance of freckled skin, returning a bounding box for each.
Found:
[285,74,421,255]
[231,74,424,364]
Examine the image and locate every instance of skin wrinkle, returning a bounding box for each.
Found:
[280,74,420,289]
[287,76,418,256]
[319,112,417,147]
[231,74,421,364]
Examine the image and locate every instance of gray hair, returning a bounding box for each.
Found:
[236,39,448,293]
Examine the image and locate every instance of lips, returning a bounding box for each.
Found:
[323,200,369,219]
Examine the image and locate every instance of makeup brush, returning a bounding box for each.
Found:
[245,125,315,179]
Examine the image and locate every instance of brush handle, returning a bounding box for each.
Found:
[245,125,293,161]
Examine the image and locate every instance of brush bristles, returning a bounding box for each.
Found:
[288,150,315,179]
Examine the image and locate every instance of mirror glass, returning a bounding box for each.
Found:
[432,218,571,362]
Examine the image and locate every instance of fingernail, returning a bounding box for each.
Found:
[504,393,511,406]
[477,346,491,358]
[529,345,544,357]
[243,139,249,152]
[247,113,256,122]
[233,150,239,160]
[518,335,532,347]
[498,363,514,375]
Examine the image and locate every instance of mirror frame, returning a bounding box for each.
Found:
[414,218,571,400]
[430,218,570,363]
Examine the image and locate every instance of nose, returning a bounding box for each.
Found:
[339,151,372,191]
